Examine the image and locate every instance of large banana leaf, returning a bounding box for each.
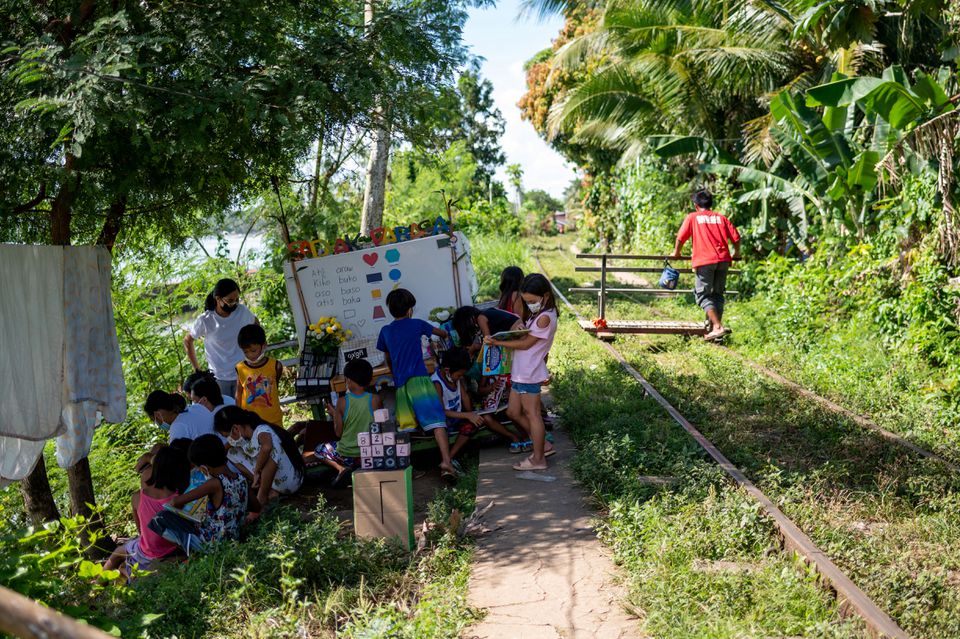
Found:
[771,91,853,169]
[649,135,736,163]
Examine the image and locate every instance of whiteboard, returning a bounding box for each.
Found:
[283,232,477,351]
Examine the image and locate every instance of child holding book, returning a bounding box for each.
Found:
[314,358,382,487]
[484,274,559,471]
[235,324,284,427]
[103,447,190,578]
[168,434,248,544]
[376,288,457,481]
[432,348,524,461]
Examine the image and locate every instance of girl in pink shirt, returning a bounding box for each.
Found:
[484,274,558,471]
[103,447,189,579]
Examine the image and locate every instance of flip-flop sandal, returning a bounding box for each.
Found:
[544,447,556,458]
[510,440,532,454]
[512,457,548,471]
[440,470,458,485]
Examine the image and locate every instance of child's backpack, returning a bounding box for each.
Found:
[659,261,680,290]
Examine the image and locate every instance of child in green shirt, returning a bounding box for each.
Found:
[315,358,381,487]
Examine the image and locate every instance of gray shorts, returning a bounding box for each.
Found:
[216,378,237,399]
[694,262,730,315]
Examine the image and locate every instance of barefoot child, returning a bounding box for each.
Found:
[104,447,190,578]
[314,358,382,487]
[169,434,248,544]
[484,274,559,471]
[432,348,524,461]
[213,406,304,516]
[376,288,457,481]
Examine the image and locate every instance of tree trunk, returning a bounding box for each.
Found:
[19,457,61,525]
[96,196,126,251]
[360,0,390,236]
[52,157,112,557]
[361,122,391,235]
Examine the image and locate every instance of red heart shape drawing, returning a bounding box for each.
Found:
[362,253,378,266]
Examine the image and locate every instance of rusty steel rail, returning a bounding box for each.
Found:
[536,254,909,639]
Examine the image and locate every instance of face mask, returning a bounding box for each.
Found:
[221,302,238,315]
[244,354,265,366]
[527,301,543,314]
[155,418,169,432]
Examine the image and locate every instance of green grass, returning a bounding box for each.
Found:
[537,233,960,639]
[535,240,860,637]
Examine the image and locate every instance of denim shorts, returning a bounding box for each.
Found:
[512,382,542,395]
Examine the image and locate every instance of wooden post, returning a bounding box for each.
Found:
[0,585,115,639]
[599,254,608,320]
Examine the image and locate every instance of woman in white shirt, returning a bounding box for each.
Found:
[183,278,257,399]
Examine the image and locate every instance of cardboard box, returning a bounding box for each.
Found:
[357,432,371,447]
[353,467,414,549]
[360,445,372,458]
[384,457,398,469]
[361,457,374,469]
[396,443,411,457]
[383,432,396,446]
[373,458,385,469]
[371,433,383,445]
[369,423,381,434]
[372,444,384,457]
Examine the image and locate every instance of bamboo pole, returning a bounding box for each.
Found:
[0,586,115,639]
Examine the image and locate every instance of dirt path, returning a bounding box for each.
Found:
[465,422,639,638]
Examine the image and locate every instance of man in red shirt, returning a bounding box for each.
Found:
[672,190,741,341]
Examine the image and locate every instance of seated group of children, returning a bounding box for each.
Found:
[107,267,557,577]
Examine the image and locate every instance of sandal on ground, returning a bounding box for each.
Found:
[510,440,532,454]
[440,469,458,485]
[512,457,548,471]
[544,446,556,458]
[451,459,464,474]
[704,327,733,342]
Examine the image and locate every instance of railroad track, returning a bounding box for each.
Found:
[534,253,909,639]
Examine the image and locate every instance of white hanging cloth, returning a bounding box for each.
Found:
[0,244,126,484]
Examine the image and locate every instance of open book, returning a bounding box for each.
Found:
[163,500,204,525]
[490,328,530,341]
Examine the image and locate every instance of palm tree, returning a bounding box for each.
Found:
[543,0,820,163]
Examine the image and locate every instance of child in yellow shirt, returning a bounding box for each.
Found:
[235,324,284,427]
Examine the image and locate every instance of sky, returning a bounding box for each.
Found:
[462,0,578,199]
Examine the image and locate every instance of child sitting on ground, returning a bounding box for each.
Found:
[214,406,305,519]
[376,288,457,481]
[168,434,248,544]
[104,446,190,579]
[235,324,284,427]
[432,348,524,461]
[313,358,381,487]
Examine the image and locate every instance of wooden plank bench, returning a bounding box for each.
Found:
[578,319,708,336]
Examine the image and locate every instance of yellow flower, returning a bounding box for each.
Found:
[326,326,334,334]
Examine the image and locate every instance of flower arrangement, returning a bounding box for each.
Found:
[592,317,608,329]
[307,316,351,355]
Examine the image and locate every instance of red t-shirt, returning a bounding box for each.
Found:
[676,210,740,268]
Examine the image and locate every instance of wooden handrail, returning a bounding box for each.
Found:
[0,585,115,639]
[576,253,742,261]
[575,266,742,275]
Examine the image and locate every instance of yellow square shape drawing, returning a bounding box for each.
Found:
[371,289,382,299]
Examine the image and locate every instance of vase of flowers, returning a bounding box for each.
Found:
[307,316,351,355]
[295,316,351,400]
